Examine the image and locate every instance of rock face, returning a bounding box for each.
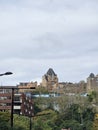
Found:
[41,68,58,91]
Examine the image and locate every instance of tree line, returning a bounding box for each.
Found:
[0,90,98,130]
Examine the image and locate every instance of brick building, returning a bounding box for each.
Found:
[0,88,34,117]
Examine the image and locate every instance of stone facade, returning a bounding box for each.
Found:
[87,73,98,93]
[58,81,86,94]
[40,68,86,94]
[41,68,58,91]
[18,82,37,92]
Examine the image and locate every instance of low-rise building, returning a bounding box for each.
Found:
[18,82,37,93]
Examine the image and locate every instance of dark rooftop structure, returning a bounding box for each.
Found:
[46,68,57,76]
[89,73,95,78]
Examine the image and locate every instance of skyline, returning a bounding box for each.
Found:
[0,0,98,85]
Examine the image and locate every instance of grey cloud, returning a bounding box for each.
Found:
[0,0,98,85]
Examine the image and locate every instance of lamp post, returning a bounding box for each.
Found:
[30,116,32,130]
[27,94,33,130]
[11,88,14,127]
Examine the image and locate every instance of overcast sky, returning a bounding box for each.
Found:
[0,0,98,85]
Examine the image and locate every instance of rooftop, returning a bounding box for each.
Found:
[46,68,57,76]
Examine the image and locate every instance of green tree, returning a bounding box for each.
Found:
[0,111,11,130]
[87,91,97,102]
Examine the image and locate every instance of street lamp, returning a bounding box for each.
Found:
[0,72,13,76]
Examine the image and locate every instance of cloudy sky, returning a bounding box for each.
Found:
[0,0,98,85]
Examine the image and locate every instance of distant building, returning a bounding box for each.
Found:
[18,82,37,93]
[41,68,58,91]
[40,68,86,94]
[58,81,86,94]
[87,73,98,93]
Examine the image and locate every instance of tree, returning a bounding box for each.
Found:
[87,91,97,103]
[33,109,58,130]
[92,113,98,130]
[0,111,11,130]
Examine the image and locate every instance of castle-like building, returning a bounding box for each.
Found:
[41,68,58,91]
[41,68,87,94]
[87,73,98,93]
